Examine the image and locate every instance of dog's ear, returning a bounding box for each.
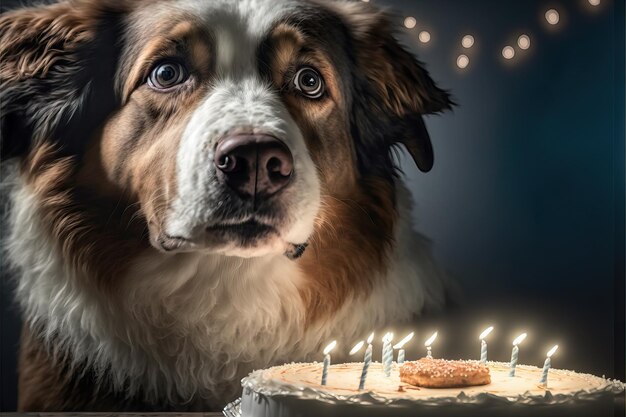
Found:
[0,1,125,160]
[321,1,453,173]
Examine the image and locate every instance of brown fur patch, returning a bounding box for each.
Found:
[298,178,396,324]
[0,0,137,81]
[21,143,148,292]
[310,0,453,172]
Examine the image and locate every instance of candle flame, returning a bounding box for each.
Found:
[547,345,559,357]
[424,331,438,347]
[367,332,375,344]
[479,326,494,340]
[513,333,527,346]
[382,332,393,343]
[349,341,364,355]
[393,332,414,349]
[323,340,337,355]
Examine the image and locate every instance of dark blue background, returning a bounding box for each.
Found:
[1,0,624,412]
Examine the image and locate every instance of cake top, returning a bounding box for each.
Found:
[242,361,625,407]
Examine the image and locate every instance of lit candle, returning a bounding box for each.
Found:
[359,332,374,390]
[479,326,494,364]
[424,331,438,358]
[321,340,337,386]
[350,340,365,356]
[393,332,414,365]
[539,345,559,386]
[509,333,527,377]
[382,332,394,377]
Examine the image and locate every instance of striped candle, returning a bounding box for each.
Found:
[320,340,336,386]
[321,354,330,385]
[397,349,405,365]
[539,345,558,386]
[382,333,393,377]
[359,342,373,390]
[480,340,488,363]
[509,333,527,377]
[479,326,494,364]
[509,345,519,377]
[381,339,387,368]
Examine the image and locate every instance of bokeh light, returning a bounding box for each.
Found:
[418,31,431,43]
[461,35,475,49]
[588,0,600,5]
[404,17,417,29]
[457,54,470,69]
[545,9,560,25]
[517,34,531,50]
[502,46,515,59]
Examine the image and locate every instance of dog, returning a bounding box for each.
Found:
[0,0,453,411]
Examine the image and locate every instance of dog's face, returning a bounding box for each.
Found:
[1,0,451,260]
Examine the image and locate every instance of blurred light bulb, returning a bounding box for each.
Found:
[545,9,560,25]
[404,17,417,29]
[502,46,515,59]
[517,34,531,50]
[461,35,475,48]
[418,31,431,43]
[456,54,470,69]
[588,0,600,5]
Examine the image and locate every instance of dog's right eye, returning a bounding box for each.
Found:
[293,67,325,99]
[148,62,187,90]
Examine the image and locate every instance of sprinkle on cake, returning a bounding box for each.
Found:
[400,358,491,388]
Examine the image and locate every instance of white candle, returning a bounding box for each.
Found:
[424,331,438,358]
[381,332,388,365]
[539,345,558,386]
[393,332,414,365]
[321,340,337,386]
[479,326,494,364]
[509,333,527,377]
[382,332,394,377]
[359,332,374,390]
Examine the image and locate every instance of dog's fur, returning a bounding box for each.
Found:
[1,0,453,411]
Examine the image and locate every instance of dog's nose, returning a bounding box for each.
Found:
[215,134,293,198]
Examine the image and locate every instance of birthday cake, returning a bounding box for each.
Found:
[234,361,624,417]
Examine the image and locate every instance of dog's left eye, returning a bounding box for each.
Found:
[293,67,325,99]
[148,62,187,90]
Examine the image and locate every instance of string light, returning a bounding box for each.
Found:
[457,54,470,69]
[545,9,560,25]
[502,46,515,59]
[517,34,531,50]
[461,35,475,48]
[395,2,604,70]
[404,17,417,29]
